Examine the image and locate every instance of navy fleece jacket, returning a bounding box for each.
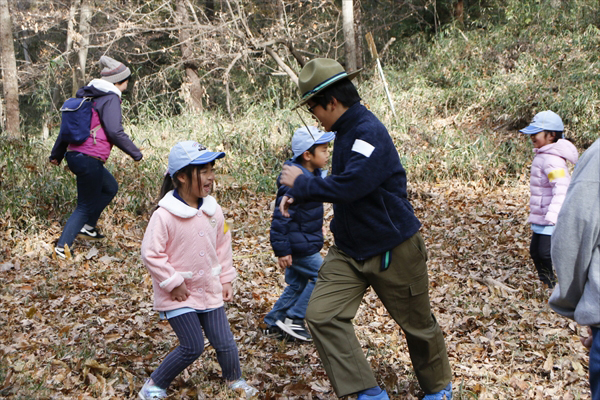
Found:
[270,161,324,257]
[287,103,420,259]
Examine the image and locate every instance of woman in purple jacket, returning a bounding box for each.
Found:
[49,56,143,259]
[519,110,578,287]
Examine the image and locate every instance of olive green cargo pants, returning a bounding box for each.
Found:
[305,232,451,397]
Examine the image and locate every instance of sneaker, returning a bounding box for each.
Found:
[276,318,312,342]
[423,382,452,400]
[54,247,66,259]
[357,389,390,400]
[263,324,285,339]
[78,227,105,240]
[229,378,258,398]
[138,379,167,399]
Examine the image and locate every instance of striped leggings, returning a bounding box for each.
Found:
[151,307,242,389]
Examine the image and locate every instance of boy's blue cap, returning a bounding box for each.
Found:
[292,126,335,159]
[519,110,564,134]
[167,141,225,176]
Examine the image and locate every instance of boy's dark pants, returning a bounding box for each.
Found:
[530,232,555,287]
[305,232,451,397]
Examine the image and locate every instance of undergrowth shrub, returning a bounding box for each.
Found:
[5,0,600,228]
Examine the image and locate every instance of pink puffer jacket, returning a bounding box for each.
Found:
[529,139,579,225]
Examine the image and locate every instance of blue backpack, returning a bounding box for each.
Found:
[59,97,100,145]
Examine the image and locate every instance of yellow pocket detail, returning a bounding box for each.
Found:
[223,221,229,234]
[548,169,566,182]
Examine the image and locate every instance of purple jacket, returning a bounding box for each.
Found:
[50,79,142,163]
[528,139,578,225]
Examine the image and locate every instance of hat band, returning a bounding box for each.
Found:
[301,72,348,100]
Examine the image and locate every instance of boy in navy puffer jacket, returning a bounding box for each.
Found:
[264,126,334,341]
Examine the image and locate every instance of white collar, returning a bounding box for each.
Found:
[88,79,122,98]
[158,191,217,218]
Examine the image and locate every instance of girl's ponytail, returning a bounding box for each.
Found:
[159,173,174,199]
[154,174,174,211]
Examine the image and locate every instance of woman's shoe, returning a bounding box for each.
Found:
[78,227,105,240]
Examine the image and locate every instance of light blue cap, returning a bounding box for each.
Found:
[292,126,335,159]
[167,141,225,176]
[519,110,564,134]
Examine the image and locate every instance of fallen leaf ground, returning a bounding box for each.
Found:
[0,181,591,399]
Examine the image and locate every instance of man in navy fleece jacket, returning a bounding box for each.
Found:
[279,59,452,400]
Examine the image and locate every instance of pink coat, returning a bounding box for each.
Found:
[529,139,579,226]
[141,191,237,311]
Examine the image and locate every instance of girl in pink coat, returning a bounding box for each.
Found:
[520,111,579,288]
[139,141,258,399]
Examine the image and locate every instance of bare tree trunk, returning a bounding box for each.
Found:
[342,0,357,72]
[77,0,92,88]
[454,0,464,25]
[66,0,82,54]
[0,0,20,138]
[0,94,3,133]
[354,0,364,70]
[205,0,215,22]
[176,0,204,111]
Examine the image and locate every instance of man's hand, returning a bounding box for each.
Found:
[49,159,59,166]
[222,282,233,302]
[278,255,292,269]
[170,282,191,302]
[280,164,303,188]
[279,195,294,217]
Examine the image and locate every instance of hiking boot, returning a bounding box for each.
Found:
[357,388,390,400]
[78,227,105,240]
[138,379,167,399]
[423,382,452,400]
[54,247,66,260]
[276,318,312,342]
[229,378,258,398]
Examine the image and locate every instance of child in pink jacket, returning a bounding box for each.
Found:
[520,111,578,288]
[139,141,258,399]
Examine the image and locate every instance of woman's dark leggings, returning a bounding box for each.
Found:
[57,152,118,248]
[151,307,242,389]
[530,233,555,288]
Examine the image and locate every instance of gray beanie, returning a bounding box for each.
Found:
[99,56,131,84]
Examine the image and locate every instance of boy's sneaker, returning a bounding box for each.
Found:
[276,318,312,342]
[54,247,66,259]
[423,382,452,400]
[78,227,105,240]
[263,325,284,339]
[357,389,390,400]
[229,378,258,398]
[138,379,167,399]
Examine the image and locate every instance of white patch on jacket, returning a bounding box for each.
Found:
[352,139,375,158]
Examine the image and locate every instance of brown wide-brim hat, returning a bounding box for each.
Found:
[293,58,362,109]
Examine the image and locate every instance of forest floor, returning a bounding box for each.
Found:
[0,180,591,399]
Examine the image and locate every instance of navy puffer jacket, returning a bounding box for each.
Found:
[270,161,325,257]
